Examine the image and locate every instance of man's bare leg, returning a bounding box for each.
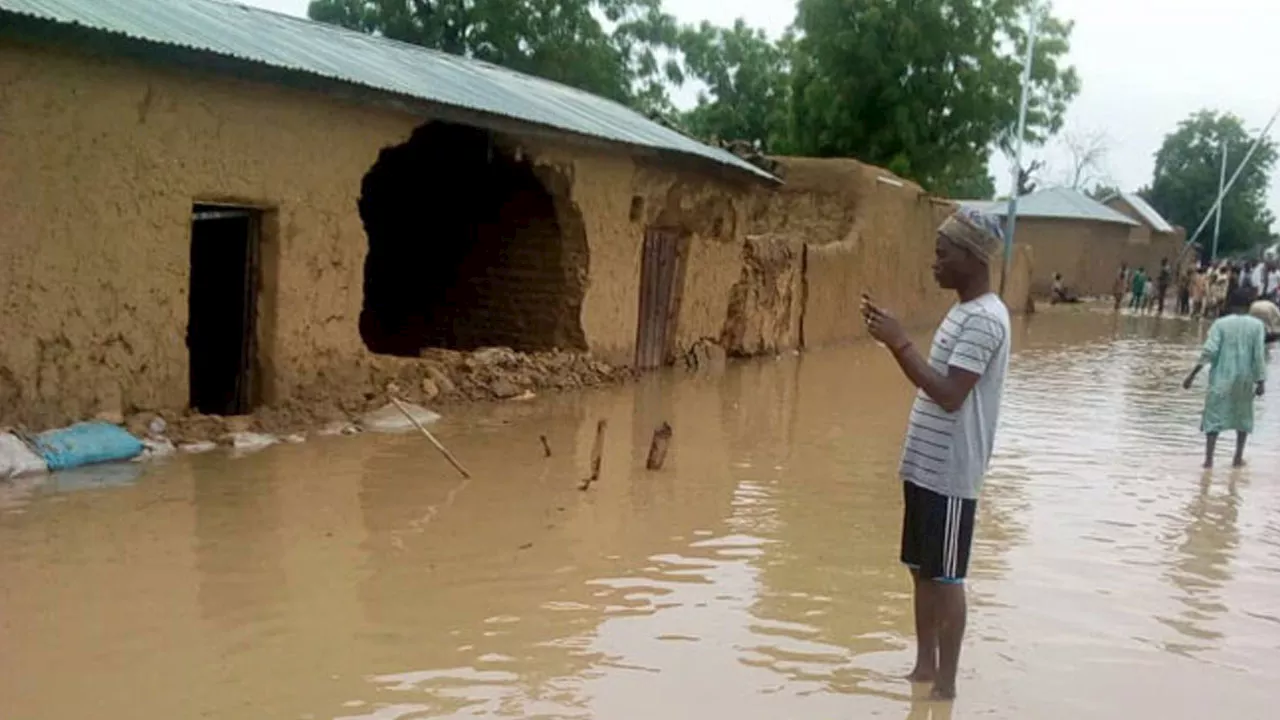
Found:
[1233,432,1248,467]
[907,569,938,682]
[1204,432,1219,469]
[931,581,967,700]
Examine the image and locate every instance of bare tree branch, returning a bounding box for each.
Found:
[1059,128,1112,190]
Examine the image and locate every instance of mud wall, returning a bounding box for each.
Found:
[730,157,1033,353]
[0,40,752,426]
[0,40,1033,429]
[0,41,421,427]
[1015,218,1185,297]
[522,143,749,366]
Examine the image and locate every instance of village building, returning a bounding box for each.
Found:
[0,0,1031,432]
[965,187,1185,298]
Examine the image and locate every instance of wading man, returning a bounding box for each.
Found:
[861,208,1011,700]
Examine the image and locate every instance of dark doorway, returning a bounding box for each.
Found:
[358,122,588,356]
[188,204,260,415]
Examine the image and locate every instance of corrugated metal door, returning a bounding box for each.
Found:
[634,228,683,370]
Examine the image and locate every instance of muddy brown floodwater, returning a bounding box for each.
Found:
[2,309,1279,720]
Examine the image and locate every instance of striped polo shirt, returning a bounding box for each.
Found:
[899,293,1010,500]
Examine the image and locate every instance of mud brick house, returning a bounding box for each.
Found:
[0,0,1034,430]
[965,187,1184,298]
[0,0,788,425]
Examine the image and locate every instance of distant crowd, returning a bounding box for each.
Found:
[1103,257,1280,334]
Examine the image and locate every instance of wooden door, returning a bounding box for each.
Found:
[634,228,684,370]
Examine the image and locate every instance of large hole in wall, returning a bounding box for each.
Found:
[357,122,588,356]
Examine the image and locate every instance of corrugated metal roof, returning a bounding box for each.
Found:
[961,187,1139,227]
[0,0,776,182]
[1105,192,1176,233]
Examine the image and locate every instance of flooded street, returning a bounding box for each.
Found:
[2,310,1278,720]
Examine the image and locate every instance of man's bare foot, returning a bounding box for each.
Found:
[906,666,936,683]
[1232,457,1246,467]
[1203,459,1214,469]
[930,682,956,700]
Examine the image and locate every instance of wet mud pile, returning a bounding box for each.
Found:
[122,347,626,445]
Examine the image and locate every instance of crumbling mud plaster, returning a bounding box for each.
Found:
[524,141,749,366]
[722,235,804,356]
[0,43,418,427]
[0,40,754,428]
[724,157,1035,353]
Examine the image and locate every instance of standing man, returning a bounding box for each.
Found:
[1113,262,1130,312]
[861,208,1011,700]
[1155,258,1172,316]
[1130,266,1148,312]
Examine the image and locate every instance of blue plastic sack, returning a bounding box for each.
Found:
[32,422,145,471]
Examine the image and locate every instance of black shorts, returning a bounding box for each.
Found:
[900,482,977,583]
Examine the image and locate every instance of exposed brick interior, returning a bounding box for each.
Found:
[358,122,588,356]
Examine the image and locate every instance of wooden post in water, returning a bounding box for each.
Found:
[390,397,471,479]
[645,422,672,470]
[579,419,608,490]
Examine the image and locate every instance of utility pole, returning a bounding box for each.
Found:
[1211,139,1228,262]
[1178,105,1280,263]
[1000,1,1039,295]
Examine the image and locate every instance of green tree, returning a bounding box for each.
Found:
[786,0,1080,196]
[1148,110,1277,258]
[307,0,682,111]
[676,20,791,150]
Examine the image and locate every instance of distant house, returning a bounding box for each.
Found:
[1102,192,1185,245]
[962,187,1183,297]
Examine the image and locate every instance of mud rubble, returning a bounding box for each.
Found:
[123,347,628,446]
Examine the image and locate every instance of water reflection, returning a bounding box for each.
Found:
[0,309,1278,719]
[1158,471,1241,653]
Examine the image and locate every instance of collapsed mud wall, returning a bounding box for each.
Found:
[722,235,803,356]
[0,41,1033,432]
[0,40,753,429]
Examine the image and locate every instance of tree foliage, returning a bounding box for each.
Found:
[1148,110,1277,258]
[309,0,1082,198]
[676,20,791,150]
[785,0,1079,196]
[307,0,682,111]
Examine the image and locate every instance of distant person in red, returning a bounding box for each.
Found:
[861,208,1011,700]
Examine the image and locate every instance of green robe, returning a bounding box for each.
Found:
[1199,314,1268,433]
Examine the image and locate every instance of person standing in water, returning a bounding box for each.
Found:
[1155,258,1172,316]
[861,208,1010,700]
[1130,267,1148,312]
[1183,288,1267,468]
[1113,263,1130,312]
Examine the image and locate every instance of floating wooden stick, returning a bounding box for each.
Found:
[578,419,608,491]
[390,397,471,478]
[645,422,672,470]
[540,434,552,458]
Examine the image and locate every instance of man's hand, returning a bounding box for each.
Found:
[861,294,910,352]
[1257,381,1266,397]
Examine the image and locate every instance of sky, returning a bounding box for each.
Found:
[244,0,1280,219]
